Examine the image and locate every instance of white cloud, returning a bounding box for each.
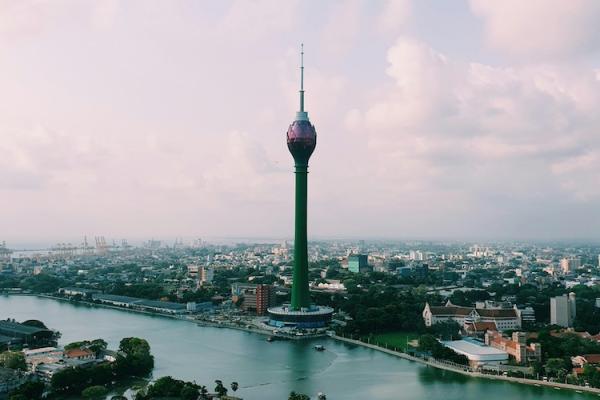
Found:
[377,0,412,34]
[352,36,600,206]
[319,0,364,57]
[469,0,600,57]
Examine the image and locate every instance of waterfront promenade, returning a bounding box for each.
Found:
[330,334,600,396]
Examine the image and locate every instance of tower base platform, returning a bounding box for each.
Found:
[267,305,333,329]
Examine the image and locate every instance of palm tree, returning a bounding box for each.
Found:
[231,381,239,392]
[214,380,228,397]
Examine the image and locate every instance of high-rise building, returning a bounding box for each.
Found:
[560,257,581,274]
[268,45,332,328]
[550,293,576,327]
[348,254,368,273]
[256,285,276,316]
[199,266,214,286]
[232,283,275,315]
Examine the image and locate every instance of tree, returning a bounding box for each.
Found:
[143,376,203,400]
[199,385,209,399]
[429,321,462,340]
[180,385,199,400]
[230,381,239,392]
[418,334,438,353]
[82,385,109,399]
[0,351,26,371]
[544,358,568,377]
[289,392,310,400]
[214,380,228,397]
[51,366,87,394]
[8,381,44,400]
[65,338,107,355]
[114,337,154,378]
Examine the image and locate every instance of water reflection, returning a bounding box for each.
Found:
[418,365,471,384]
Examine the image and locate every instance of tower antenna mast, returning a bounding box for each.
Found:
[296,44,309,121]
[300,43,304,112]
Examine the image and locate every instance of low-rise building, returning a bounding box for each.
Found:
[58,287,101,298]
[65,348,95,361]
[35,362,68,381]
[440,338,508,368]
[572,354,600,368]
[0,320,56,348]
[92,294,187,314]
[423,302,521,331]
[485,330,541,364]
[23,346,64,368]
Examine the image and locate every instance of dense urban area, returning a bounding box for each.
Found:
[2,238,600,399]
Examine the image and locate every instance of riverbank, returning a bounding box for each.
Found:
[330,334,600,396]
[5,293,325,341]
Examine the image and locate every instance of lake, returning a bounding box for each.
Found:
[0,295,592,400]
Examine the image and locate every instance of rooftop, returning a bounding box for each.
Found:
[441,338,508,361]
[0,320,51,335]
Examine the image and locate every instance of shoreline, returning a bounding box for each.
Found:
[5,293,597,396]
[330,334,600,396]
[3,293,325,341]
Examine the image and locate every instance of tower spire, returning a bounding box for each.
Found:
[296,43,309,121]
[300,43,304,112]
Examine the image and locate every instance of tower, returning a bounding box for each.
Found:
[287,44,316,311]
[267,45,333,329]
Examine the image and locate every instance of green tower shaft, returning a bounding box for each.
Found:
[291,164,310,310]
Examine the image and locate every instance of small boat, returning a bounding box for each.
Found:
[314,345,325,351]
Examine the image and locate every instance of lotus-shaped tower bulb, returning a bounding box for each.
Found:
[287,44,316,167]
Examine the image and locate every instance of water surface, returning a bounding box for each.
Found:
[0,295,592,400]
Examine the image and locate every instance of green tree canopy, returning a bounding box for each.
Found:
[82,385,109,399]
[8,381,44,400]
[0,351,26,371]
[115,337,154,378]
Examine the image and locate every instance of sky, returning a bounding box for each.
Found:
[1,0,600,246]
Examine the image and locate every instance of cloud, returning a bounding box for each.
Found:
[319,0,364,57]
[469,0,600,58]
[377,0,412,34]
[351,36,600,205]
[218,0,300,40]
[2,1,600,241]
[0,124,104,190]
[90,0,120,30]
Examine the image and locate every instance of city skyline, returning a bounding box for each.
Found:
[2,0,600,243]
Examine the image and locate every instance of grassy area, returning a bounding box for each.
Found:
[370,332,420,351]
